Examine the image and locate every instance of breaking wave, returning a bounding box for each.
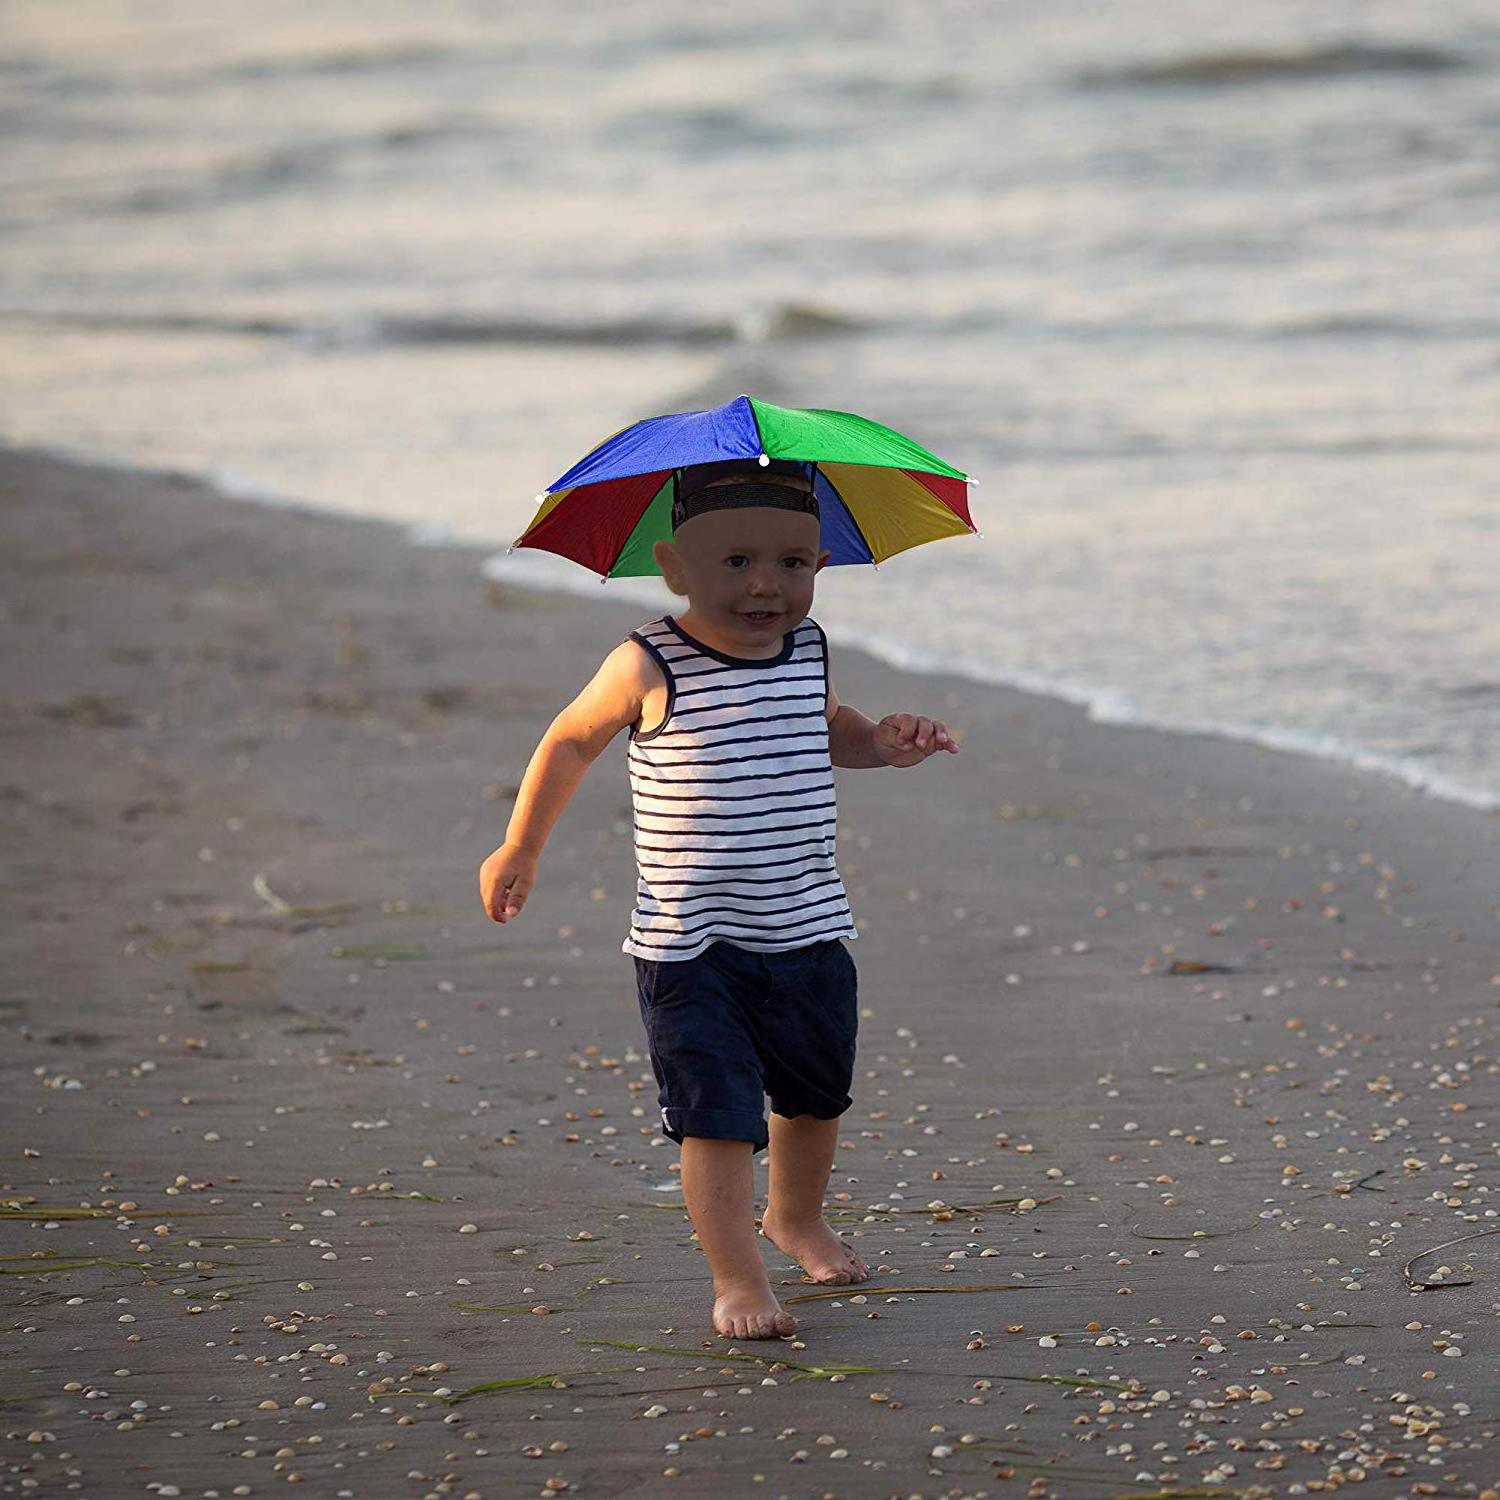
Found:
[1083,42,1472,88]
[0,299,864,351]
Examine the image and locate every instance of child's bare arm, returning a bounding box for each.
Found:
[825,684,959,769]
[479,642,659,923]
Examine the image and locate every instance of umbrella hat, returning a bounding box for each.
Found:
[512,395,978,579]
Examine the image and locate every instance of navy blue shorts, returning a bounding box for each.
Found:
[633,938,859,1155]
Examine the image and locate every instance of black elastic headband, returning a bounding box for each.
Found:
[671,459,818,532]
[672,481,820,532]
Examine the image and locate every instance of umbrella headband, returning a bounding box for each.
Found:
[671,480,819,532]
[679,457,810,496]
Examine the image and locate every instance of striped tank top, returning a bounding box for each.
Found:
[621,614,858,962]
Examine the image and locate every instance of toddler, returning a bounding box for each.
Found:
[479,457,957,1339]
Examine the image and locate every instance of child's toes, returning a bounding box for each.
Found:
[838,1239,870,1280]
[772,1310,797,1336]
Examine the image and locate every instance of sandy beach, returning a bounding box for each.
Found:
[3,446,1498,1499]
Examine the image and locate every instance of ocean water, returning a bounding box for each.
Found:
[3,0,1497,808]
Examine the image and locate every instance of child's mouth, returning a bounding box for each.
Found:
[741,610,780,626]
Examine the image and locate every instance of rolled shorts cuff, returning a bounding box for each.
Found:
[660,1105,769,1154]
[769,1093,853,1123]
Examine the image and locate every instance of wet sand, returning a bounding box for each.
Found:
[2,446,1497,1500]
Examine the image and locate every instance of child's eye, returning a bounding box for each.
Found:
[783,557,805,569]
[725,555,749,569]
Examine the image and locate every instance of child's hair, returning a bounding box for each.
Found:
[671,459,818,532]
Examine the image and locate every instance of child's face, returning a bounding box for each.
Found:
[652,501,829,656]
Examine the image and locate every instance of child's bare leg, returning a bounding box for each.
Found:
[680,1136,797,1340]
[760,1114,870,1285]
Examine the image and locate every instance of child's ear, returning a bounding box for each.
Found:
[653,539,689,596]
[815,549,831,573]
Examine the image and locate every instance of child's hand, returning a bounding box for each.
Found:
[874,713,960,768]
[479,842,537,923]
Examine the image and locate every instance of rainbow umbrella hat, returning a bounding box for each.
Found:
[511,394,978,579]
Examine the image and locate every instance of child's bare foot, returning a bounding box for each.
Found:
[713,1279,797,1340]
[760,1211,871,1286]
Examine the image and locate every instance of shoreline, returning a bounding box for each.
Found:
[483,548,1500,819]
[26,435,1500,817]
[3,444,1498,1497]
